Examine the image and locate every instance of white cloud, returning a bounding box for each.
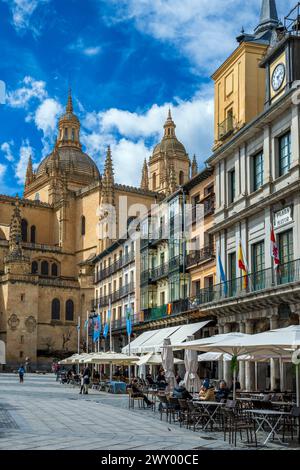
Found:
[81,86,214,186]
[1,141,15,162]
[33,98,63,155]
[67,38,102,57]
[0,163,7,181]
[15,139,35,184]
[7,76,47,109]
[103,0,296,73]
[4,0,49,35]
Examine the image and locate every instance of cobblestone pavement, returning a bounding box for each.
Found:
[0,374,296,450]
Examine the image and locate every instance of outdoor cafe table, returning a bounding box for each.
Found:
[192,400,225,431]
[244,409,291,446]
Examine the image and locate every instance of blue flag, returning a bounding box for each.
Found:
[126,306,132,337]
[93,316,100,343]
[218,252,227,295]
[83,319,89,330]
[103,309,111,339]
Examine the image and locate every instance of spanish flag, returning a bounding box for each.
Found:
[238,241,248,289]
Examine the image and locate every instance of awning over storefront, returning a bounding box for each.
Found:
[122,321,212,354]
[0,340,6,364]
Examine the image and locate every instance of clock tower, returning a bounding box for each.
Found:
[212,0,280,150]
[260,3,300,108]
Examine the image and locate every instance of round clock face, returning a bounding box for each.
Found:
[272,63,285,92]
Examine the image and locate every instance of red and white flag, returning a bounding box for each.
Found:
[270,226,280,267]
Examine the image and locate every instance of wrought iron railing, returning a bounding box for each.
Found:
[92,282,135,309]
[111,312,144,331]
[94,250,135,283]
[218,115,236,140]
[186,245,216,268]
[191,258,300,306]
[143,299,190,322]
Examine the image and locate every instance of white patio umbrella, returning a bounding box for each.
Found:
[83,351,139,364]
[172,327,300,401]
[136,352,183,366]
[83,351,139,381]
[59,354,80,365]
[184,335,201,393]
[161,338,176,393]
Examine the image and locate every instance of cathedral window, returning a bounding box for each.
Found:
[41,260,49,276]
[21,219,28,242]
[65,299,74,321]
[153,172,157,189]
[30,225,36,243]
[72,128,75,141]
[81,216,86,236]
[179,171,184,186]
[51,263,58,277]
[64,128,68,140]
[31,261,38,274]
[51,298,60,321]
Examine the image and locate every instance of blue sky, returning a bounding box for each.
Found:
[0,0,296,195]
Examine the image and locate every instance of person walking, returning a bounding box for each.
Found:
[18,365,25,383]
[83,366,91,394]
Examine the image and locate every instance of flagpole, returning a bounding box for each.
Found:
[109,298,112,382]
[97,304,100,354]
[86,310,89,354]
[77,315,80,374]
[128,294,131,381]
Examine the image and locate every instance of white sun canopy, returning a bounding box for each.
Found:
[122,321,211,354]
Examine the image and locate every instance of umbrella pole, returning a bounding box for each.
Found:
[233,367,236,401]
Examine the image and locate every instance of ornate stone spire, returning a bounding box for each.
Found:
[140,159,149,190]
[191,154,198,177]
[163,108,176,138]
[66,87,73,113]
[255,0,279,35]
[25,155,34,186]
[169,162,177,194]
[5,198,30,273]
[102,146,115,204]
[8,199,22,255]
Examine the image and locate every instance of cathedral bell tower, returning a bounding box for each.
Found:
[57,89,82,150]
[148,110,190,194]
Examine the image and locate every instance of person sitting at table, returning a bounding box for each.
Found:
[199,383,215,401]
[175,373,182,385]
[128,379,153,407]
[146,373,155,386]
[215,380,230,402]
[156,369,167,390]
[230,378,241,392]
[173,381,193,400]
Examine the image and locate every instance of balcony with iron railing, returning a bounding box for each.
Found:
[168,255,184,272]
[92,282,135,309]
[190,258,300,307]
[142,299,190,323]
[186,245,216,268]
[94,251,135,283]
[111,312,144,331]
[189,198,215,224]
[218,115,236,141]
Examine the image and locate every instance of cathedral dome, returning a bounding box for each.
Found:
[36,146,100,179]
[151,109,188,160]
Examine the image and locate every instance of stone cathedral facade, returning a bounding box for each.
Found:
[0,91,193,369]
